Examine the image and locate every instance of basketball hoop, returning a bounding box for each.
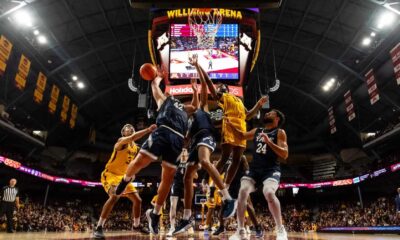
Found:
[188,8,222,50]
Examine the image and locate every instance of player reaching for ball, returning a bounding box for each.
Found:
[115,65,198,235]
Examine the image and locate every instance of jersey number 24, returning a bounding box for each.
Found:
[256,143,267,154]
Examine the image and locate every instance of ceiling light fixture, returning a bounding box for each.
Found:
[77,81,85,89]
[72,75,78,81]
[33,29,39,35]
[362,37,372,46]
[370,32,376,37]
[37,35,47,44]
[14,10,33,27]
[377,11,396,29]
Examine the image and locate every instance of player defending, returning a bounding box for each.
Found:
[228,110,288,240]
[115,67,198,234]
[201,57,267,204]
[93,123,156,238]
[173,55,236,235]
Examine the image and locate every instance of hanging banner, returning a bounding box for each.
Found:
[344,90,356,122]
[69,104,78,129]
[390,42,400,85]
[48,84,60,114]
[60,95,70,123]
[0,35,13,76]
[328,106,336,134]
[33,72,47,104]
[365,69,379,105]
[15,54,31,90]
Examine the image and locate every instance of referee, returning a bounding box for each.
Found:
[0,178,20,233]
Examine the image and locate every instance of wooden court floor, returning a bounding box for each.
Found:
[0,231,400,240]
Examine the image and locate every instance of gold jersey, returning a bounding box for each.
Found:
[104,143,138,175]
[218,93,246,120]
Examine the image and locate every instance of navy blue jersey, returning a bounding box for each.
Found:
[250,128,280,172]
[173,161,187,186]
[189,109,215,137]
[156,96,188,135]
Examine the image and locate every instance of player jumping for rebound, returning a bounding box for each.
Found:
[228,110,289,240]
[93,123,156,239]
[115,67,198,234]
[173,54,237,235]
[203,63,267,206]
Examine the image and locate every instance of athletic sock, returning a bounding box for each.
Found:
[153,205,162,215]
[97,218,106,228]
[183,209,192,220]
[220,188,232,201]
[133,218,140,227]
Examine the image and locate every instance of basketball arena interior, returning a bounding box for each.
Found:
[0,0,400,239]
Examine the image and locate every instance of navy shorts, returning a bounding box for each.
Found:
[170,183,184,199]
[242,168,281,187]
[188,130,216,165]
[141,126,184,167]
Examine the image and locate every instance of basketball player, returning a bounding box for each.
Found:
[201,59,268,210]
[213,156,264,238]
[208,59,213,70]
[228,109,288,240]
[173,55,236,235]
[115,67,198,234]
[167,148,189,236]
[93,123,156,238]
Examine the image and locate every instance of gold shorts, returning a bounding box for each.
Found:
[101,170,136,195]
[222,117,246,147]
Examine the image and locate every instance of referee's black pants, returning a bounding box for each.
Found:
[0,201,14,232]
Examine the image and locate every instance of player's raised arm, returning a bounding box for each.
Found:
[246,96,268,121]
[191,55,209,112]
[151,66,167,110]
[196,57,219,100]
[261,129,288,161]
[183,78,199,115]
[114,124,157,150]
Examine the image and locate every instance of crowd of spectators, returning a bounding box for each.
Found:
[1,195,399,233]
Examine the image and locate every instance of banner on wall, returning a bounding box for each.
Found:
[60,95,70,123]
[48,84,60,114]
[328,106,336,134]
[33,72,47,104]
[344,90,356,122]
[69,104,78,128]
[15,54,31,90]
[365,69,379,105]
[390,42,400,85]
[0,35,13,76]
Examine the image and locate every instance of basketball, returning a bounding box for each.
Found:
[139,63,157,81]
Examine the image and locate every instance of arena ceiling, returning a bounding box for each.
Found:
[1,0,400,156]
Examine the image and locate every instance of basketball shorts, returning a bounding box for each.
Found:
[242,168,281,189]
[170,182,184,199]
[188,130,216,165]
[101,170,137,195]
[141,126,184,168]
[221,117,246,147]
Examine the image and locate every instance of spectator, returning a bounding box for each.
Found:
[395,188,400,214]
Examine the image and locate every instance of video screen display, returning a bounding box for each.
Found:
[170,24,239,80]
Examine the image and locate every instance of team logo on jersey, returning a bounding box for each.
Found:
[256,133,275,142]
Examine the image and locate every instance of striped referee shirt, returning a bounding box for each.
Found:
[1,186,19,202]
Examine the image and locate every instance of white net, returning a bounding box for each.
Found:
[188,8,223,50]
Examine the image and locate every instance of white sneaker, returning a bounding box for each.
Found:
[276,226,288,240]
[229,228,248,240]
[167,227,175,237]
[246,226,251,234]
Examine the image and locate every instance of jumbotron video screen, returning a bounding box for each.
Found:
[169,23,239,80]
